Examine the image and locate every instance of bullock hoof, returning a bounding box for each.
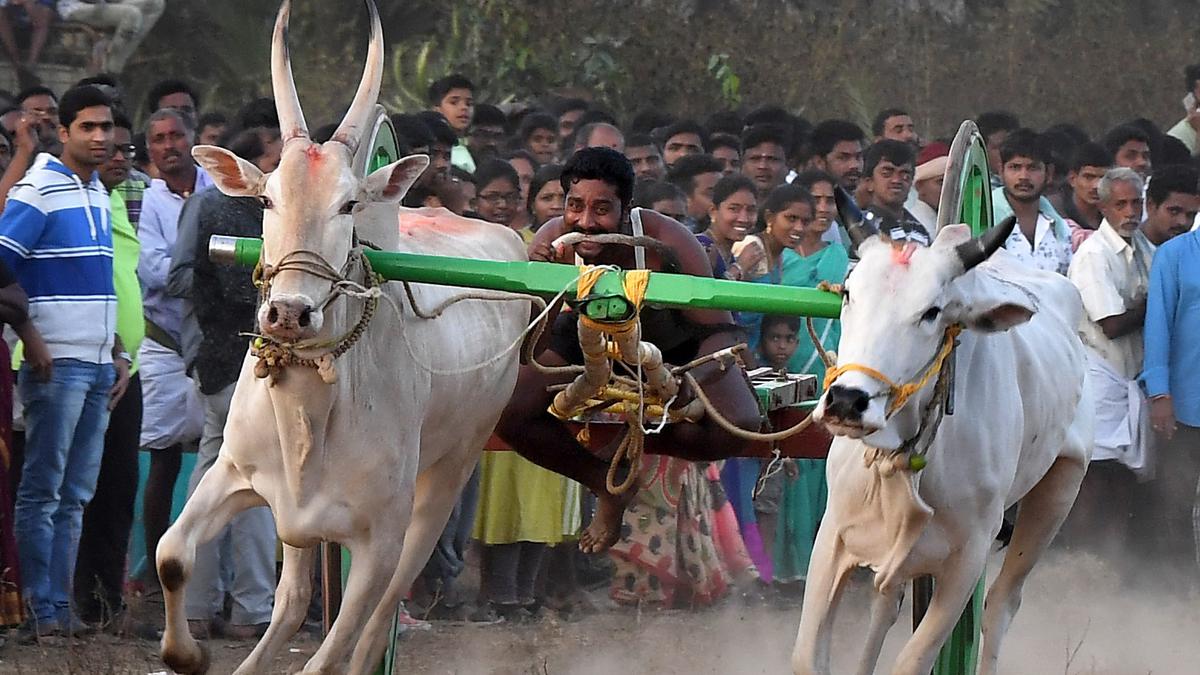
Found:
[163,639,210,675]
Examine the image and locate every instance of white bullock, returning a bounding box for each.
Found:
[155,2,528,673]
[792,221,1093,675]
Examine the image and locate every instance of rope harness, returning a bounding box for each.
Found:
[822,323,962,417]
[249,246,382,385]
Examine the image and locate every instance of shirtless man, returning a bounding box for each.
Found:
[495,147,760,552]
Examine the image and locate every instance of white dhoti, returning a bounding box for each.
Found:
[139,339,204,450]
[1086,348,1154,479]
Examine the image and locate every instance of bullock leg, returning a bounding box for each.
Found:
[158,457,265,675]
[890,538,990,675]
[346,450,479,673]
[300,525,407,674]
[855,581,905,675]
[978,455,1086,675]
[791,524,856,675]
[233,544,316,675]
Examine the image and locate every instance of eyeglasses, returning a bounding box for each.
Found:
[478,191,521,206]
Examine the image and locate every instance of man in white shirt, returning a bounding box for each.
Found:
[1064,167,1153,563]
[991,129,1073,275]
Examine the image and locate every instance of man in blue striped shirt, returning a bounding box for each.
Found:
[0,85,131,642]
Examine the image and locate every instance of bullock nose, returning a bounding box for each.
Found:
[824,384,871,421]
[263,297,316,340]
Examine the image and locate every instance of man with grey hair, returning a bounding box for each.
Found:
[135,106,210,616]
[1064,166,1153,564]
[573,122,625,154]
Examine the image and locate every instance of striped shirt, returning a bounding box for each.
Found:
[0,153,117,364]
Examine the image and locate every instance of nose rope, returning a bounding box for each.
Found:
[249,246,381,385]
[823,323,962,417]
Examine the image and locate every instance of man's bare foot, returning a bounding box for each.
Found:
[579,490,634,553]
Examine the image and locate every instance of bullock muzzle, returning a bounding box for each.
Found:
[817,384,881,437]
[260,294,322,341]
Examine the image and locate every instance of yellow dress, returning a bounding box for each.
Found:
[473,450,581,545]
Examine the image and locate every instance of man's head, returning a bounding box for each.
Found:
[99,112,134,189]
[146,79,199,126]
[658,119,707,168]
[417,111,457,181]
[1000,129,1049,205]
[1103,124,1152,180]
[914,142,949,211]
[759,314,800,370]
[707,133,741,176]
[1097,167,1145,239]
[474,158,521,227]
[226,127,284,174]
[553,98,589,141]
[17,85,60,152]
[976,111,1020,176]
[574,122,624,153]
[196,111,229,147]
[467,103,506,162]
[863,139,916,211]
[632,179,688,223]
[808,119,866,192]
[57,85,114,173]
[428,74,474,134]
[518,112,559,165]
[667,153,724,220]
[624,133,665,181]
[1066,142,1112,209]
[505,149,538,207]
[75,74,126,116]
[740,123,789,194]
[146,108,195,178]
[1144,164,1199,244]
[872,107,917,148]
[559,147,635,260]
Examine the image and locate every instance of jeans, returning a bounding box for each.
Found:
[184,383,275,625]
[14,359,116,624]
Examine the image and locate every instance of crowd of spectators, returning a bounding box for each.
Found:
[0,28,1199,653]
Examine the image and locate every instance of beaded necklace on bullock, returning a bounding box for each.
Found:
[249,239,383,385]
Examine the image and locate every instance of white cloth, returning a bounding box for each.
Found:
[1087,348,1153,478]
[1068,220,1151,380]
[909,198,938,234]
[138,339,203,449]
[1004,213,1073,276]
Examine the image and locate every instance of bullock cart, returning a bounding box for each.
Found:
[211,122,993,674]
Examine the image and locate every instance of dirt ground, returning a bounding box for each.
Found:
[1,551,1197,674]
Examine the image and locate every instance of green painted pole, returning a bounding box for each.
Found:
[919,120,993,675]
[210,236,843,319]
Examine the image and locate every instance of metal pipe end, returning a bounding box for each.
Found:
[208,235,240,265]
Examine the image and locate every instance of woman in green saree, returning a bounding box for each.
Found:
[745,178,849,589]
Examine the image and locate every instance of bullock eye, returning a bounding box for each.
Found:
[339,200,358,215]
[258,195,274,210]
[921,306,942,323]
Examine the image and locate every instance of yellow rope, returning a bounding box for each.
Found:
[823,324,962,415]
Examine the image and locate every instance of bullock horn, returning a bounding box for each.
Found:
[955,215,1016,271]
[836,184,877,253]
[271,0,308,142]
[331,0,383,153]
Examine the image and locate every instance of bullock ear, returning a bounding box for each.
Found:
[358,154,430,203]
[931,223,973,248]
[963,303,1035,332]
[946,266,1038,332]
[192,145,266,197]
